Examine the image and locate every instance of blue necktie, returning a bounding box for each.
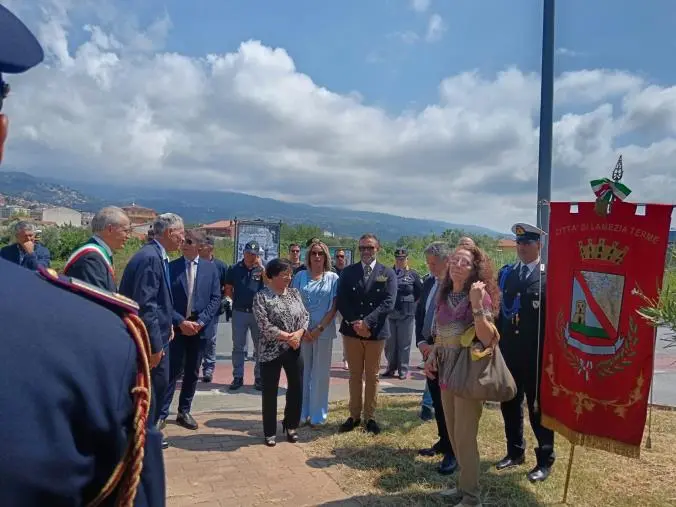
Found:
[163,258,170,286]
[520,264,529,282]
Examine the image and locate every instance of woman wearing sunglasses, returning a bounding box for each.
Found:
[291,240,340,426]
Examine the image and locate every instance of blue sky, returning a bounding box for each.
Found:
[5,0,675,230]
[101,0,676,111]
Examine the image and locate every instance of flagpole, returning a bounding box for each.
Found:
[537,0,555,263]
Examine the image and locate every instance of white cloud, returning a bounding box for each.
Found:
[2,2,675,232]
[410,0,431,13]
[425,13,445,43]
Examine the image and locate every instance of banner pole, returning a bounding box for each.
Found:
[646,326,658,449]
[562,444,575,504]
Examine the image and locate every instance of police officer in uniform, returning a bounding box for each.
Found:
[383,248,422,379]
[225,240,266,391]
[0,6,164,504]
[495,223,555,483]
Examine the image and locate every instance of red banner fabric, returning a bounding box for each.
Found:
[541,201,673,458]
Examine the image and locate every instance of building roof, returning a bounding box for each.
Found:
[497,239,517,248]
[201,220,234,229]
[122,203,156,214]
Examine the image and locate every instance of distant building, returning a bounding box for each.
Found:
[322,230,335,238]
[0,195,5,207]
[497,238,517,252]
[122,203,157,225]
[131,222,154,240]
[81,212,95,227]
[0,205,30,219]
[41,207,82,227]
[197,220,235,239]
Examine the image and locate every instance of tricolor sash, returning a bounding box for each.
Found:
[64,243,114,277]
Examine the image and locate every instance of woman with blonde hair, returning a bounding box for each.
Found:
[425,244,500,507]
[291,240,340,425]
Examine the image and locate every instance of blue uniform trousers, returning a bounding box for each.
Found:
[232,309,260,381]
[201,317,219,377]
[300,337,334,425]
[385,315,415,375]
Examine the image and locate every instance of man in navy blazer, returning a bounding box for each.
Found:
[160,230,221,430]
[0,221,51,270]
[336,233,397,435]
[63,207,131,291]
[119,213,184,447]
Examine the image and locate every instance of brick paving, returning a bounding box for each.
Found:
[163,411,347,506]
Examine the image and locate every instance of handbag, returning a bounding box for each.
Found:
[445,323,517,402]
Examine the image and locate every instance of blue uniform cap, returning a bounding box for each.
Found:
[0,5,44,74]
[394,248,408,257]
[244,241,260,254]
[511,222,544,243]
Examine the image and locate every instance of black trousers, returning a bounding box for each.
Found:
[427,375,455,457]
[261,347,304,438]
[160,334,202,419]
[500,356,555,466]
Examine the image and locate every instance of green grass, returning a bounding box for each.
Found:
[299,396,676,506]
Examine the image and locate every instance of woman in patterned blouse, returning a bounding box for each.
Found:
[425,245,500,507]
[252,258,310,447]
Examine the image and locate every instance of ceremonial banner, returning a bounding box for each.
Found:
[541,201,672,457]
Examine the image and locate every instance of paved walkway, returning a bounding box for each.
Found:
[164,411,346,506]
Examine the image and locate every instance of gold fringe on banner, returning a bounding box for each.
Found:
[541,414,641,459]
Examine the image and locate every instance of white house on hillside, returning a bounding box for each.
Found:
[41,207,82,227]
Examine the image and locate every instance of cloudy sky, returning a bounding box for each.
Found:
[2,0,675,231]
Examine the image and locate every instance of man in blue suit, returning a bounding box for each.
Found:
[119,213,185,448]
[336,233,397,435]
[199,235,229,382]
[160,230,221,430]
[63,206,132,291]
[0,5,164,504]
[0,221,51,270]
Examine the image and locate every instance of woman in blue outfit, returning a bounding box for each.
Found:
[291,239,339,425]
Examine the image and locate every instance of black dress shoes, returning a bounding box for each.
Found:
[438,454,458,475]
[338,417,361,433]
[527,464,552,483]
[418,440,443,457]
[161,438,169,450]
[177,412,198,430]
[495,454,525,470]
[229,377,243,391]
[365,419,381,435]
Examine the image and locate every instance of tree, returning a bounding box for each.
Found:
[635,248,676,349]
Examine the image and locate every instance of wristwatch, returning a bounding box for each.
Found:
[472,308,490,317]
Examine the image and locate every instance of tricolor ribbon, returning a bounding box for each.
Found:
[590,178,632,204]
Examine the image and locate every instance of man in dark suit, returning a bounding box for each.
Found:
[198,235,229,382]
[336,233,397,435]
[0,6,164,504]
[415,241,458,475]
[63,206,132,291]
[160,230,221,430]
[0,221,51,270]
[495,222,555,483]
[119,213,185,448]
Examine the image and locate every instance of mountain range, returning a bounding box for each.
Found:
[0,171,505,241]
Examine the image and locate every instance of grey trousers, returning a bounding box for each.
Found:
[385,315,415,375]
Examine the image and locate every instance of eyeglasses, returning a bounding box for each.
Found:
[449,256,473,268]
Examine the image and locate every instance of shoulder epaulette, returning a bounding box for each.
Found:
[37,266,139,315]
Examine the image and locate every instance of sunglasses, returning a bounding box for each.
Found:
[359,246,375,251]
[335,254,345,259]
[310,251,325,257]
